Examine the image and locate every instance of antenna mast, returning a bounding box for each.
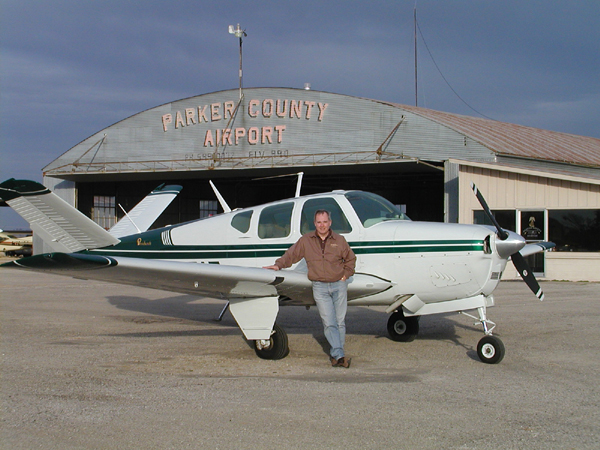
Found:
[414,5,418,107]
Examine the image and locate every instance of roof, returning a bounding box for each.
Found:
[395,104,600,168]
[42,88,600,181]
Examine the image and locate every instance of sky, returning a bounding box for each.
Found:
[1,0,599,228]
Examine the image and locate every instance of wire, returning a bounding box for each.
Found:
[416,19,496,121]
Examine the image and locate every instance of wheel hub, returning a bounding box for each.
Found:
[481,343,496,358]
[393,321,407,335]
[255,339,273,351]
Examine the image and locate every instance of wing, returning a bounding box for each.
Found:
[109,184,182,238]
[2,252,393,303]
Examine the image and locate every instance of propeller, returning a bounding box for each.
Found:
[471,183,545,301]
[471,183,508,240]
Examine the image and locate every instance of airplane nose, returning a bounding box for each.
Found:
[494,230,526,259]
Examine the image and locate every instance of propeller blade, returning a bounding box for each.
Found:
[511,251,545,301]
[471,183,509,240]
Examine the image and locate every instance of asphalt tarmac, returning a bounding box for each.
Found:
[1,265,599,449]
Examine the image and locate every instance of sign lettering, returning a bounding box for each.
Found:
[161,98,329,151]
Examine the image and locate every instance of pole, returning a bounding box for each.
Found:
[414,5,418,107]
[238,34,243,99]
[229,24,246,99]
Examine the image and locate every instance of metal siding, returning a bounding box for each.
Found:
[44,88,502,177]
[443,160,459,222]
[547,180,560,208]
[459,165,600,223]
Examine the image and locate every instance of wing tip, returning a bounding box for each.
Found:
[0,179,50,202]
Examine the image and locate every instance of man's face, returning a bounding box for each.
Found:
[314,212,332,237]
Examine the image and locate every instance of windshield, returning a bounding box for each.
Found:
[345,191,410,227]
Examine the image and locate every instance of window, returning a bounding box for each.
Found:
[474,209,600,252]
[258,203,293,239]
[92,195,116,230]
[345,191,410,227]
[549,209,600,252]
[473,210,516,232]
[199,200,218,219]
[300,198,352,234]
[231,210,253,233]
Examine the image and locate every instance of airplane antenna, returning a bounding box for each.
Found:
[209,180,232,213]
[118,204,142,234]
[252,172,304,198]
[295,172,303,198]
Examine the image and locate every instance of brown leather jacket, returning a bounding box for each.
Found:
[274,231,356,282]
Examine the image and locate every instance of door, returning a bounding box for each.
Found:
[519,210,547,275]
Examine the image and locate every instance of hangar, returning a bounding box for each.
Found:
[42,87,600,281]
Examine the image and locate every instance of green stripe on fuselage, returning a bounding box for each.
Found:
[86,239,483,260]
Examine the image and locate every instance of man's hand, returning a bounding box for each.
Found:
[263,265,280,270]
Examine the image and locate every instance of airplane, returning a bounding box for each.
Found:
[0,177,555,364]
[0,229,33,257]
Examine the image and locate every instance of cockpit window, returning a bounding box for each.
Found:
[258,203,293,239]
[345,191,410,227]
[231,210,253,233]
[301,198,352,234]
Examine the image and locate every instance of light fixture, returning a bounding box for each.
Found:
[228,24,247,99]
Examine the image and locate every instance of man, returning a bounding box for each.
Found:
[264,209,356,368]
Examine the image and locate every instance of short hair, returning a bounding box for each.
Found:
[314,209,331,221]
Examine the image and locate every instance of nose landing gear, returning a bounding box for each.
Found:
[461,306,505,364]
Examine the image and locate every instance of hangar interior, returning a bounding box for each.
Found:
[75,163,444,228]
[42,88,600,281]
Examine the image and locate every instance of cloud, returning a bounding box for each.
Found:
[1,0,599,189]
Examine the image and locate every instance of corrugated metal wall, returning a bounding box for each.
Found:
[44,88,497,177]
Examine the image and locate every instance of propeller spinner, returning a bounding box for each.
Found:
[471,182,545,301]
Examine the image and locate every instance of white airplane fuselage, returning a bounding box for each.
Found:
[88,190,508,309]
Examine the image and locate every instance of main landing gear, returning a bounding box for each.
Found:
[253,323,289,360]
[387,310,419,342]
[215,303,290,360]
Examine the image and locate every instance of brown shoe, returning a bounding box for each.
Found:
[330,357,339,367]
[337,357,351,368]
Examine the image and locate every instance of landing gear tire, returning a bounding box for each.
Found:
[253,323,289,360]
[477,335,505,364]
[387,311,419,342]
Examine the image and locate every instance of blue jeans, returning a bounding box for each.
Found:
[312,280,348,360]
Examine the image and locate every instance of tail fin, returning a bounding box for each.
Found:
[109,184,182,238]
[0,179,120,252]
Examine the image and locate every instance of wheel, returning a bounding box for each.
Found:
[477,335,505,364]
[387,311,419,342]
[253,323,289,360]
